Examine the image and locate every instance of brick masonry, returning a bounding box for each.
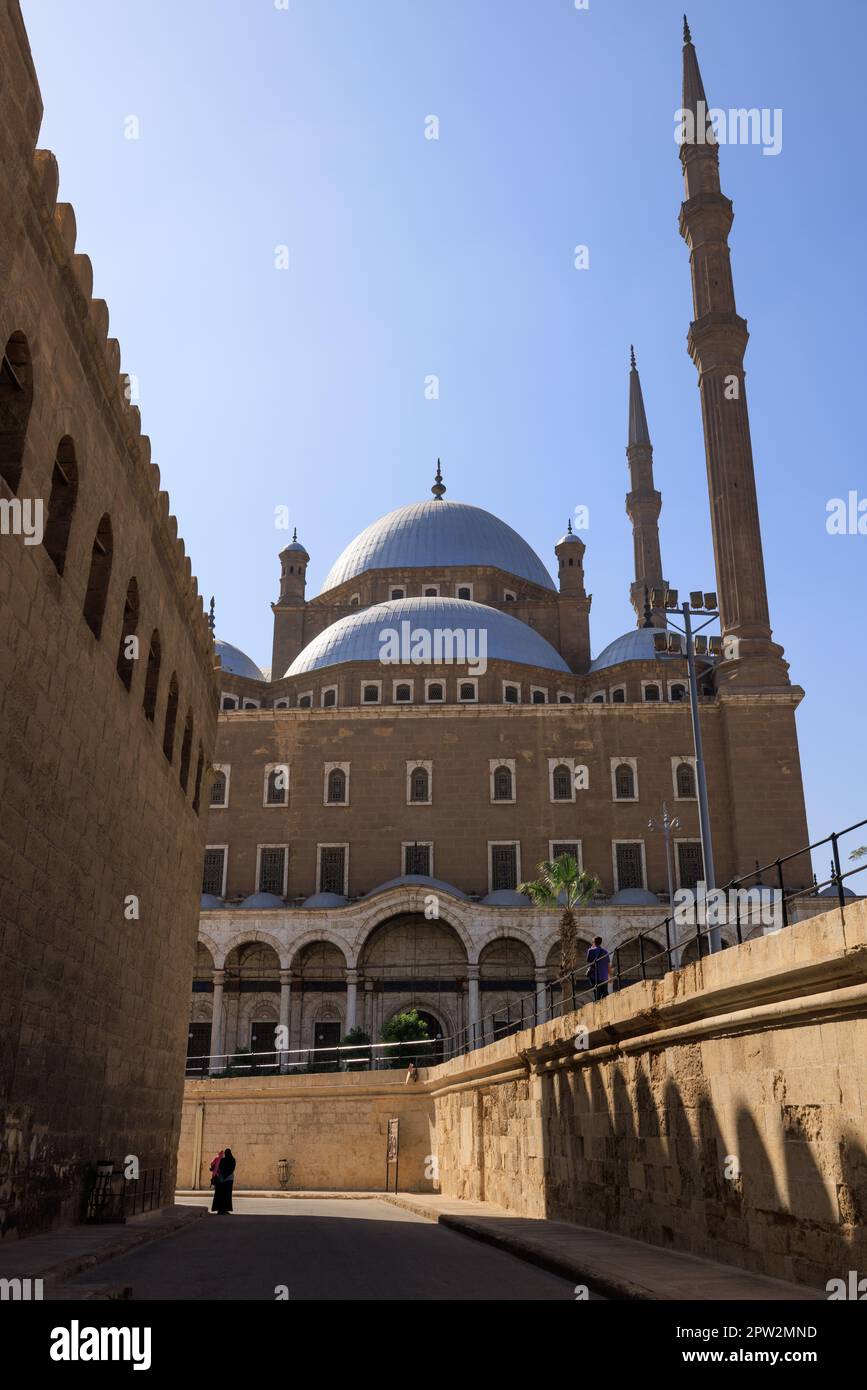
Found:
[0,2,218,1238]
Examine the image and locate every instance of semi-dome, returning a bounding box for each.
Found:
[238,891,285,909]
[481,888,532,906]
[589,628,662,671]
[285,597,571,677]
[302,891,349,909]
[215,638,266,682]
[362,874,469,901]
[608,887,660,906]
[320,500,556,593]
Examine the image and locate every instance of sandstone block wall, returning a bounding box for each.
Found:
[0,3,217,1238]
[179,1072,435,1193]
[428,901,867,1289]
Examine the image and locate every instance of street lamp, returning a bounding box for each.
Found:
[648,802,681,967]
[650,587,723,953]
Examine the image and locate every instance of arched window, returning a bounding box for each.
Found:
[192,744,205,813]
[163,673,179,763]
[643,684,660,702]
[209,769,227,806]
[426,683,443,702]
[142,630,161,721]
[221,694,238,710]
[116,578,139,690]
[43,436,78,574]
[532,689,546,704]
[552,764,572,800]
[611,687,626,704]
[363,684,379,703]
[179,709,193,791]
[676,762,696,798]
[457,586,471,600]
[503,685,519,704]
[266,766,288,805]
[298,693,312,708]
[82,514,113,638]
[410,767,429,803]
[327,767,346,803]
[459,681,476,701]
[493,765,513,801]
[670,683,686,703]
[0,332,33,494]
[614,763,635,799]
[395,683,411,702]
[322,687,337,708]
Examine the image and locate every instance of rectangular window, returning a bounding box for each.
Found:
[491,844,518,891]
[551,841,579,864]
[615,842,644,891]
[319,846,346,895]
[677,842,704,892]
[258,846,287,896]
[202,848,226,896]
[404,843,431,876]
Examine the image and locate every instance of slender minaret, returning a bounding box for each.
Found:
[678,17,787,686]
[626,347,667,628]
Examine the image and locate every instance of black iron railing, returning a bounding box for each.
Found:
[85,1166,164,1222]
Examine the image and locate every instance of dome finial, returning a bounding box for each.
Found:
[431,458,446,501]
[683,14,691,44]
[292,526,298,542]
[567,517,573,535]
[630,344,637,371]
[208,595,216,633]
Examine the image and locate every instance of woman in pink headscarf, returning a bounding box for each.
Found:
[209,1150,224,1187]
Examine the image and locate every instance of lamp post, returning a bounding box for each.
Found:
[650,587,723,954]
[647,802,682,966]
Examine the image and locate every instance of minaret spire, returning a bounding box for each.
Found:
[208,596,216,634]
[625,347,666,628]
[678,21,787,685]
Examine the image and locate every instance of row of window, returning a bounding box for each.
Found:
[208,758,698,809]
[348,582,519,605]
[0,332,205,811]
[221,679,690,712]
[202,837,705,900]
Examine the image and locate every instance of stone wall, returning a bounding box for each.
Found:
[0,3,217,1238]
[179,1072,435,1193]
[428,902,867,1289]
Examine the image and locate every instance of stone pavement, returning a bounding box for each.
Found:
[0,1204,205,1299]
[174,1189,823,1301]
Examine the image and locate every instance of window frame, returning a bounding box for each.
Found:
[321,685,338,709]
[501,681,521,705]
[406,760,433,806]
[256,843,289,897]
[392,679,414,704]
[324,761,350,806]
[424,679,445,704]
[488,840,521,893]
[641,680,662,703]
[209,763,231,809]
[316,842,349,896]
[610,755,639,803]
[530,686,548,705]
[263,762,290,807]
[489,758,516,804]
[612,839,647,893]
[402,841,434,878]
[548,839,583,871]
[672,755,698,801]
[202,845,229,898]
[548,758,576,803]
[361,680,382,705]
[458,678,478,703]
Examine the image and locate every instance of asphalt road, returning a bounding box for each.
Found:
[68,1196,585,1301]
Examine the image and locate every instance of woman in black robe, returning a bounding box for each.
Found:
[211,1147,236,1213]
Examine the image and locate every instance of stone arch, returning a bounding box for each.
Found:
[287,931,350,971]
[353,892,474,961]
[473,923,544,967]
[196,932,219,966]
[190,999,213,1024]
[358,912,469,977]
[217,929,288,969]
[381,996,456,1060]
[294,940,347,981]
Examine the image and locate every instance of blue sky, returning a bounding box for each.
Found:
[21,0,866,855]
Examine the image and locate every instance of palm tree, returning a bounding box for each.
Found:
[519,855,601,1000]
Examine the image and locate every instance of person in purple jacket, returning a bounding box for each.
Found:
[586,937,611,1001]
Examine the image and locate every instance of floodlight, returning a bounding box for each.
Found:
[689,591,704,609]
[667,633,683,654]
[664,588,679,609]
[653,632,668,653]
[708,636,723,656]
[694,635,708,656]
[704,592,717,611]
[650,587,665,610]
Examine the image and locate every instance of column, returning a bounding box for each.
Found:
[467,965,480,1050]
[279,969,292,1072]
[209,970,225,1071]
[535,967,549,1026]
[345,970,359,1035]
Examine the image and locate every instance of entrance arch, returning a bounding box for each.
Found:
[359,913,467,1048]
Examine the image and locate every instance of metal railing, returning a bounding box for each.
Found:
[84,1166,164,1223]
[185,818,865,1072]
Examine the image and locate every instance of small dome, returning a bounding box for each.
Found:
[589,629,662,672]
[321,499,555,593]
[481,889,532,906]
[285,597,570,677]
[238,892,285,909]
[215,638,266,682]
[817,884,857,899]
[363,875,469,900]
[302,891,349,909]
[200,894,225,910]
[608,888,660,906]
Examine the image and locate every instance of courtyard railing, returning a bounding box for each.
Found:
[186,816,865,1073]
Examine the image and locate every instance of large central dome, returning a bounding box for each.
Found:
[320,500,556,594]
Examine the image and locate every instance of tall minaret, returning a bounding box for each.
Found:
[626,346,667,628]
[678,17,787,686]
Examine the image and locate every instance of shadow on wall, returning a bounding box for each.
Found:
[536,1042,867,1290]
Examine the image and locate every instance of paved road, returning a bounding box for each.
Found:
[68,1196,584,1300]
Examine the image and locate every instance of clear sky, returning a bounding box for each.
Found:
[20,0,866,859]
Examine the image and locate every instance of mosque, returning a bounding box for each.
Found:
[188,24,812,1068]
